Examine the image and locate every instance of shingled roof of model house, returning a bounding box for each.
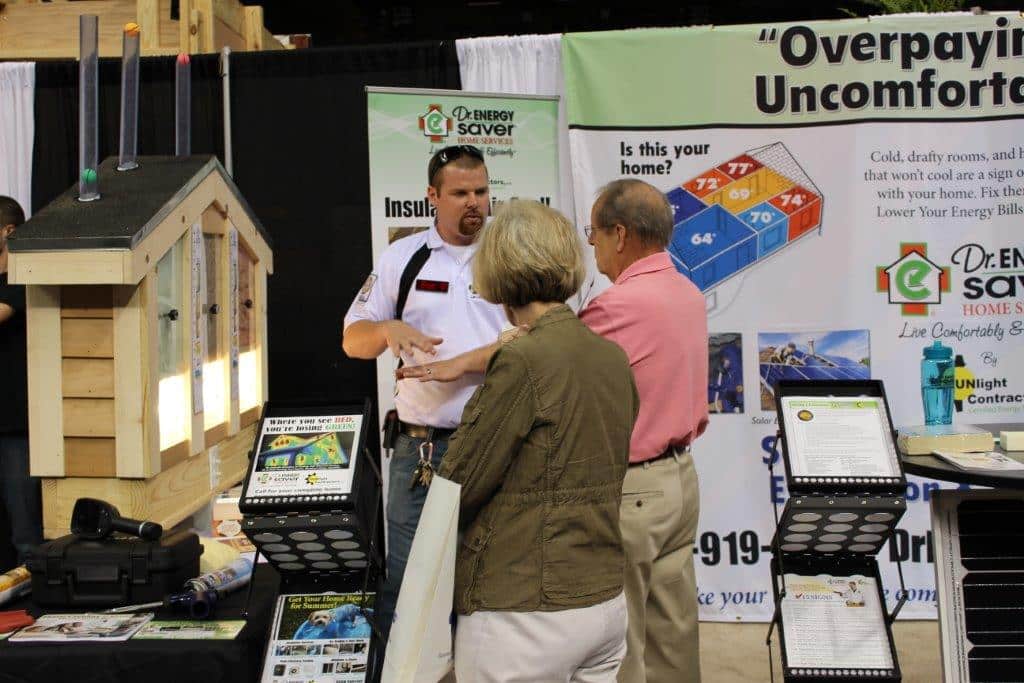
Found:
[11,155,271,253]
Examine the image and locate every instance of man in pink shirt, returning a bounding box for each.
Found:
[582,179,708,683]
[398,178,708,682]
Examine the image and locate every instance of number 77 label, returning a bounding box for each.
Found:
[717,154,762,180]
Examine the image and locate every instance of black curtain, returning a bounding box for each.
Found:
[31,42,461,418]
[32,54,223,211]
[228,43,461,408]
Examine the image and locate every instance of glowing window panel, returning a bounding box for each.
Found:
[203,358,227,429]
[158,373,188,450]
[239,349,260,411]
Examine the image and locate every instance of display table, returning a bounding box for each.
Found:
[0,562,280,683]
[899,422,1024,489]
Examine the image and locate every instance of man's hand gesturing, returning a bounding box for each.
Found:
[384,320,443,357]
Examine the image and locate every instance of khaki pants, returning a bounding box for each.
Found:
[617,450,701,683]
[455,592,628,683]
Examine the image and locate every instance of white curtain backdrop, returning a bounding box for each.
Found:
[0,63,35,219]
[456,35,599,305]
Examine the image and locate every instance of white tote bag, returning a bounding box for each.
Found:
[382,475,460,683]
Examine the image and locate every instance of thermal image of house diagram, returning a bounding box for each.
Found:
[665,143,823,292]
[258,433,351,470]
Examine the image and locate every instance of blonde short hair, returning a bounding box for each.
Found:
[473,199,584,307]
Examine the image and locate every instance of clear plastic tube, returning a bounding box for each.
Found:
[176,53,191,156]
[78,14,100,201]
[221,47,232,175]
[118,23,141,171]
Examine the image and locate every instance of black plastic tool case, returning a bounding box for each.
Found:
[25,530,202,607]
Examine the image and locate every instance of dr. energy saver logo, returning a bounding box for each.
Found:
[876,242,950,316]
[951,243,1024,316]
[418,103,518,148]
[418,103,453,142]
[878,242,1024,317]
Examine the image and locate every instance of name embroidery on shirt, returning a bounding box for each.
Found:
[415,279,450,293]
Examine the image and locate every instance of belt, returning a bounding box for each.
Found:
[630,444,690,467]
[399,420,456,441]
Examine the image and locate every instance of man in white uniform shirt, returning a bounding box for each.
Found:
[342,145,506,641]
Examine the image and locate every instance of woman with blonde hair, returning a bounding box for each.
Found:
[437,199,639,682]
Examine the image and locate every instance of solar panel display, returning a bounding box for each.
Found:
[933,491,1024,682]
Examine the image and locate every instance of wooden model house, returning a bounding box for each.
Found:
[8,155,272,537]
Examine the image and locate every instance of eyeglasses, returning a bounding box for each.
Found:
[584,223,620,239]
[428,145,484,184]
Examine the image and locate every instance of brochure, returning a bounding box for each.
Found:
[133,619,246,640]
[261,592,373,682]
[781,574,893,671]
[9,613,153,642]
[933,450,1024,472]
[781,396,901,479]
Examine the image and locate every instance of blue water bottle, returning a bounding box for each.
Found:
[921,341,954,425]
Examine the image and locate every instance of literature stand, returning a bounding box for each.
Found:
[238,399,385,682]
[765,380,907,682]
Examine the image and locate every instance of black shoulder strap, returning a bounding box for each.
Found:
[395,243,432,321]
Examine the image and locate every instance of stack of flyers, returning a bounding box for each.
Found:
[9,613,154,642]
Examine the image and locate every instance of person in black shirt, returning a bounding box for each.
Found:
[0,195,41,569]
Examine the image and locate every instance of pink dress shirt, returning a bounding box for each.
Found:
[580,252,709,463]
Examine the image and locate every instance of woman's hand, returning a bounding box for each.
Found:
[396,355,468,383]
[397,325,529,382]
[499,325,529,344]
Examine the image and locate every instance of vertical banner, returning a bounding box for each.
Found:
[190,221,204,415]
[229,228,240,403]
[365,87,561,430]
[564,13,1024,621]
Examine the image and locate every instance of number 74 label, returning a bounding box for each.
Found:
[768,186,816,215]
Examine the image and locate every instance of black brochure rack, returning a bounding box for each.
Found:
[237,399,385,682]
[765,380,907,682]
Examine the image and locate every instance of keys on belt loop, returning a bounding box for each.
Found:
[409,439,436,490]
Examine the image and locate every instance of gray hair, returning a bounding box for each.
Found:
[594,179,673,248]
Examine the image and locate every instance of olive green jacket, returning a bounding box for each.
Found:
[438,304,639,614]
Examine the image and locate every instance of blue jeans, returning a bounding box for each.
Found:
[0,433,42,567]
[376,432,448,643]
